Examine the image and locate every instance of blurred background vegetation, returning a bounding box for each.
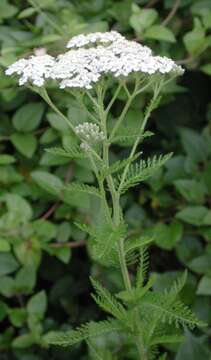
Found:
[0,0,211,359]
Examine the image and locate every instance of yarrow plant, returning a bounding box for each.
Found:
[6,31,204,359]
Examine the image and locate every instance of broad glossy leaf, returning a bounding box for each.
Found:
[12,103,44,132]
[176,206,208,226]
[130,5,158,33]
[197,275,211,295]
[0,253,19,276]
[145,25,176,42]
[31,170,63,197]
[11,133,37,158]
[180,127,208,163]
[27,291,47,319]
[183,18,206,55]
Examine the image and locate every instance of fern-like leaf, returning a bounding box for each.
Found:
[136,247,150,288]
[91,223,127,264]
[124,235,154,254]
[117,274,157,304]
[90,278,127,321]
[141,292,205,329]
[166,270,187,301]
[46,145,85,159]
[100,153,140,180]
[74,221,94,235]
[144,95,161,118]
[117,153,172,194]
[150,334,185,346]
[125,250,140,266]
[112,131,154,146]
[64,182,101,198]
[45,319,121,347]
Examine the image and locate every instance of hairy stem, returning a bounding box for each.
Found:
[97,84,148,359]
[88,152,112,225]
[105,83,122,114]
[118,83,162,194]
[109,92,135,141]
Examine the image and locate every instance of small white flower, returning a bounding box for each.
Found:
[80,142,91,151]
[66,31,124,49]
[75,122,105,143]
[5,54,55,87]
[6,31,184,89]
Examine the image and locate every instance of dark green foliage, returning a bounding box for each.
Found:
[0,0,211,359]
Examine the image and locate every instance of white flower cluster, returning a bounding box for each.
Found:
[75,122,105,143]
[6,31,184,89]
[5,54,55,87]
[50,48,102,89]
[66,31,124,48]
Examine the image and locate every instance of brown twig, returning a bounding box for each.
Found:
[41,202,60,220]
[50,240,86,248]
[162,0,180,26]
[34,127,48,135]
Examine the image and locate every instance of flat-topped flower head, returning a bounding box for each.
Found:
[66,31,124,49]
[50,48,102,89]
[5,54,55,87]
[6,31,184,89]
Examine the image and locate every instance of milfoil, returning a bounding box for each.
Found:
[6,31,204,360]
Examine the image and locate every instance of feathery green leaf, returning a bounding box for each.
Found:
[44,319,121,347]
[141,292,205,329]
[167,270,187,301]
[117,274,157,304]
[90,278,127,321]
[124,235,154,254]
[64,182,101,198]
[91,223,127,264]
[136,247,150,288]
[112,131,154,145]
[46,145,85,159]
[117,153,172,194]
[150,334,185,346]
[100,153,140,180]
[74,221,94,235]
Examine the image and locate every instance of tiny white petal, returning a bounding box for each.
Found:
[6,31,184,89]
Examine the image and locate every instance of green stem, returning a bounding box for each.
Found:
[96,86,148,359]
[41,88,76,134]
[119,238,132,290]
[88,152,112,225]
[135,335,148,360]
[109,78,155,143]
[105,83,122,114]
[109,93,135,141]
[93,82,153,360]
[113,187,147,360]
[118,85,162,194]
